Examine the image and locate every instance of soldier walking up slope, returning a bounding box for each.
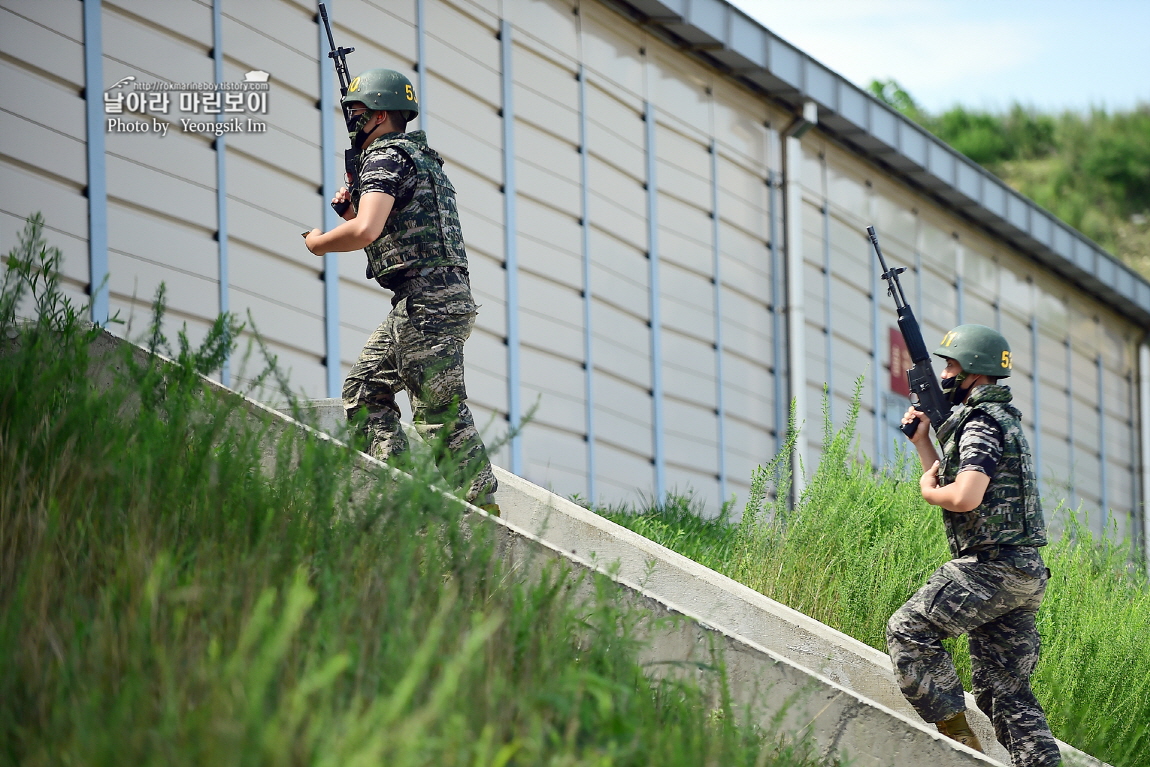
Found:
[304,68,498,513]
[889,324,1061,767]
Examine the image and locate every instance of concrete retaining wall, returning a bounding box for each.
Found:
[79,342,1104,766]
[288,397,1107,767]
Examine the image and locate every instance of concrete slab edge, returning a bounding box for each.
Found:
[79,334,1104,766]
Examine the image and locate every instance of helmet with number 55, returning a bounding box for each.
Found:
[341,68,419,121]
[934,323,1012,378]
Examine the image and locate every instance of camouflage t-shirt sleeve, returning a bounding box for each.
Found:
[957,412,1003,478]
[358,146,417,209]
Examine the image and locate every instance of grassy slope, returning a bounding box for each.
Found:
[0,218,817,767]
[607,393,1150,767]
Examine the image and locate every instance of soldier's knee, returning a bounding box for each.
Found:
[417,398,464,423]
[886,607,911,643]
[341,378,357,402]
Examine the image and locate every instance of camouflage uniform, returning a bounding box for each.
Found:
[342,130,497,502]
[887,385,1061,767]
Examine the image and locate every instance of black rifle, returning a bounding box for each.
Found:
[318,1,355,216]
[867,225,952,438]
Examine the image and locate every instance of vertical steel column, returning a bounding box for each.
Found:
[500,21,522,475]
[83,0,108,326]
[868,198,882,465]
[767,129,786,455]
[914,220,923,314]
[578,64,595,502]
[645,100,665,504]
[1097,353,1108,514]
[415,0,427,130]
[1030,302,1043,487]
[213,0,231,386]
[994,282,1002,332]
[821,194,832,426]
[710,138,727,505]
[318,0,341,397]
[1066,335,1076,508]
[955,240,965,326]
[782,102,814,499]
[1139,343,1150,573]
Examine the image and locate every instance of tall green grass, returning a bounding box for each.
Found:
[0,216,817,767]
[608,384,1150,766]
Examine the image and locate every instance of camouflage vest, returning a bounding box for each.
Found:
[354,131,468,287]
[935,385,1048,557]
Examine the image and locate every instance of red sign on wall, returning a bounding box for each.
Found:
[889,327,911,397]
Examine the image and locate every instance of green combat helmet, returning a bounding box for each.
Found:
[341,68,419,121]
[934,324,1013,377]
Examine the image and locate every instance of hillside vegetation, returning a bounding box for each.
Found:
[608,387,1150,767]
[869,80,1150,276]
[0,216,817,767]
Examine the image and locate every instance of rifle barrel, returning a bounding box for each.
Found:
[318,2,351,95]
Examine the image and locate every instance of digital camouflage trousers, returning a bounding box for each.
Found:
[342,274,496,503]
[887,557,1061,767]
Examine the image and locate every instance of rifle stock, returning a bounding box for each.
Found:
[867,226,952,438]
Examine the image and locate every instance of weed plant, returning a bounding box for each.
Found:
[0,216,822,767]
[607,383,1150,766]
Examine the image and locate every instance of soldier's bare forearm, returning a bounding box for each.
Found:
[914,441,940,472]
[307,218,378,255]
[922,469,989,512]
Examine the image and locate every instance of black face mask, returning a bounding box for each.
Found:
[346,111,374,151]
[940,372,970,404]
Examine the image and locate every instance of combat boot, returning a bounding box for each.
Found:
[935,710,984,752]
[475,492,500,517]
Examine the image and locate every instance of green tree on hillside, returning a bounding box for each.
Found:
[868,79,1150,276]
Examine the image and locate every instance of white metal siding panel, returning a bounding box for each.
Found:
[505,0,577,58]
[0,10,89,300]
[521,421,588,499]
[581,2,645,95]
[518,271,583,361]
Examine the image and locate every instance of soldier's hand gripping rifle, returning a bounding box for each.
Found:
[318,1,355,216]
[867,225,952,439]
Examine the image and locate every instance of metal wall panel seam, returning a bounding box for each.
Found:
[83,0,109,326]
[416,0,427,130]
[994,287,1002,332]
[955,240,965,326]
[868,190,882,465]
[213,0,231,387]
[914,220,924,315]
[1066,335,1076,509]
[821,177,832,426]
[1097,353,1108,515]
[1139,343,1150,573]
[768,127,786,456]
[784,132,806,499]
[501,20,522,476]
[645,99,666,504]
[318,0,341,397]
[579,63,596,503]
[710,137,727,506]
[1030,300,1043,488]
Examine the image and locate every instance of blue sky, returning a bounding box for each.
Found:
[731,0,1150,114]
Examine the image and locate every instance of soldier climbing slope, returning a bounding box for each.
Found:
[303,68,499,514]
[889,324,1061,767]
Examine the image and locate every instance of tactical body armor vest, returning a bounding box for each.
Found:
[935,385,1047,557]
[353,131,468,288]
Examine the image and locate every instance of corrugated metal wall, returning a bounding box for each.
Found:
[0,0,1141,543]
